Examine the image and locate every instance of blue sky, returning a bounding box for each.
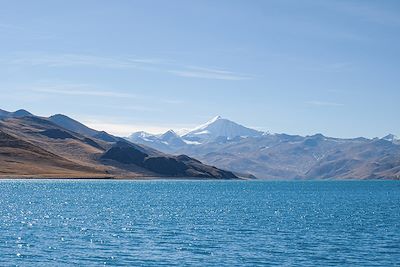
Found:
[0,0,399,137]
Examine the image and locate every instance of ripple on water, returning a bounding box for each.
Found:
[0,180,399,266]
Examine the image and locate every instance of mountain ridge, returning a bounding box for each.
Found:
[0,109,239,179]
[127,116,400,180]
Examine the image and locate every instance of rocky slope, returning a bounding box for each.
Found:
[0,110,238,179]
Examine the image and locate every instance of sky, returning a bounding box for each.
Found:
[0,0,399,138]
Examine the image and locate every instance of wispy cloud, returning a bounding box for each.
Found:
[306,101,344,107]
[77,114,196,136]
[82,121,170,136]
[10,53,161,70]
[32,85,139,99]
[26,82,183,107]
[81,118,191,136]
[169,66,253,80]
[160,99,184,105]
[6,52,253,81]
[87,103,161,112]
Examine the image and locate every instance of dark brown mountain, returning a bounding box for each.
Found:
[0,111,238,179]
[101,141,237,178]
[48,114,119,142]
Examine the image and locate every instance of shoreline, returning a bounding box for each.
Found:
[0,176,397,181]
[0,175,242,180]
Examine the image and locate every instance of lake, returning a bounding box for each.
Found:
[0,180,399,266]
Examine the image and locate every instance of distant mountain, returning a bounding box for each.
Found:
[159,130,187,147]
[178,133,400,180]
[127,116,264,151]
[127,116,400,180]
[0,109,238,179]
[127,131,171,152]
[3,109,398,180]
[128,131,156,141]
[382,134,399,144]
[182,116,263,143]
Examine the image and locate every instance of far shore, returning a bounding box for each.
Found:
[0,175,244,180]
[0,176,397,181]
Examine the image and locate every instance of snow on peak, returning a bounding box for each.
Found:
[210,115,222,122]
[165,129,176,135]
[183,115,263,142]
[189,115,223,133]
[176,128,191,136]
[382,134,399,142]
[160,129,179,138]
[129,131,154,139]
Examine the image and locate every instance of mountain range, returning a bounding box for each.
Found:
[0,108,237,179]
[1,108,399,180]
[127,116,400,180]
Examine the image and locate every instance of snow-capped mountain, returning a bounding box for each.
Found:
[127,129,187,152]
[128,131,157,142]
[182,116,263,142]
[382,134,400,144]
[158,130,187,147]
[127,116,265,151]
[126,116,264,151]
[126,116,400,179]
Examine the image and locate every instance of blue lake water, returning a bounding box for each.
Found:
[0,180,399,266]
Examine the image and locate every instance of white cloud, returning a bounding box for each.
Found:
[28,83,183,107]
[169,66,253,80]
[89,104,161,112]
[6,52,253,81]
[32,85,139,98]
[83,121,171,137]
[306,101,344,107]
[9,53,162,70]
[78,115,196,137]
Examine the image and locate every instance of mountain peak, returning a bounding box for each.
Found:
[382,134,399,142]
[165,129,177,135]
[129,131,154,139]
[160,129,180,139]
[183,116,262,142]
[192,115,225,132]
[210,115,222,122]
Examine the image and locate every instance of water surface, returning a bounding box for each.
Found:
[0,180,399,266]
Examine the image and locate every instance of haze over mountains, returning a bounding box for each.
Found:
[127,116,400,180]
[1,108,399,180]
[0,108,237,179]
